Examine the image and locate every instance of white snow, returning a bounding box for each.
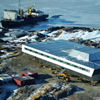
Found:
[18,35,29,40]
[8,34,37,43]
[39,30,59,37]
[28,35,38,39]
[54,30,100,42]
[1,52,13,58]
[39,30,49,35]
[48,30,59,37]
[0,28,2,32]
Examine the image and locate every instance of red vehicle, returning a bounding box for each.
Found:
[21,70,38,78]
[13,76,34,86]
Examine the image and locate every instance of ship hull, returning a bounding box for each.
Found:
[1,15,48,28]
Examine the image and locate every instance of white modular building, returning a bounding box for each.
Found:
[22,40,100,81]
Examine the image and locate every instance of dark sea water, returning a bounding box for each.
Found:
[0,0,100,30]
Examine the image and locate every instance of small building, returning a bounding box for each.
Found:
[0,36,13,42]
[5,31,27,38]
[21,70,38,78]
[13,76,34,86]
[0,74,12,83]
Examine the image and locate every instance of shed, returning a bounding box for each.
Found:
[5,31,27,38]
[13,76,34,86]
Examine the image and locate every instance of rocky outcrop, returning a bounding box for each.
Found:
[8,81,84,100]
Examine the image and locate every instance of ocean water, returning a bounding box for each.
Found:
[0,0,100,30]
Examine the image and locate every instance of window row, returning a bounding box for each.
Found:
[25,47,90,72]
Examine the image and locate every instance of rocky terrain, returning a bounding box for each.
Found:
[1,26,100,63]
[0,27,100,100]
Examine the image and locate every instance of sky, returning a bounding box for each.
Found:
[0,0,100,30]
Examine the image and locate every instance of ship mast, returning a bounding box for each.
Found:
[27,0,31,15]
[18,0,23,17]
[27,0,36,15]
[28,0,30,9]
[18,0,21,10]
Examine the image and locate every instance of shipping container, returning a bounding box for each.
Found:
[13,76,34,86]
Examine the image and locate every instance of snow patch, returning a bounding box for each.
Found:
[48,30,59,37]
[54,30,100,42]
[1,52,13,58]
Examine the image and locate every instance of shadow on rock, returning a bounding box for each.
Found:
[35,74,52,84]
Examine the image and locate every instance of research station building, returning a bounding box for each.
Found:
[22,40,100,81]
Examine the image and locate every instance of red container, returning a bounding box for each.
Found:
[13,76,34,86]
[21,70,38,78]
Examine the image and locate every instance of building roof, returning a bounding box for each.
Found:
[4,9,18,13]
[14,76,34,81]
[25,40,100,69]
[22,70,37,75]
[0,74,12,81]
[5,31,27,38]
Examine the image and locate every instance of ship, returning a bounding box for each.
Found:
[1,1,48,28]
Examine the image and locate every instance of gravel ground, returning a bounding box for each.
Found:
[0,53,100,100]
